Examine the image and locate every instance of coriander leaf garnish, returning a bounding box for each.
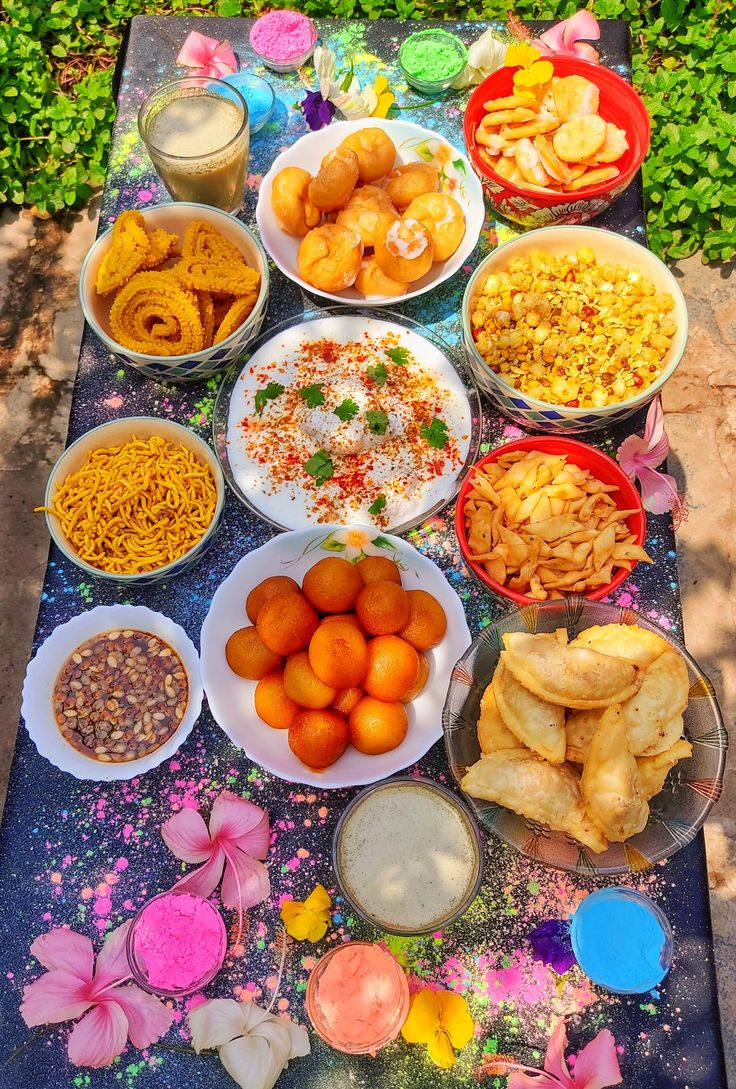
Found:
[385,346,409,366]
[368,494,387,516]
[366,362,387,387]
[298,382,326,408]
[365,409,389,435]
[304,449,334,486]
[420,417,450,450]
[254,381,285,416]
[333,398,359,422]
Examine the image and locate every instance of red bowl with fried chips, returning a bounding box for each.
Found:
[455,435,646,604]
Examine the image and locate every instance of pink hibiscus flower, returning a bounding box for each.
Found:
[161,791,270,913]
[479,1020,622,1088]
[533,10,601,63]
[176,30,237,78]
[20,923,172,1068]
[617,397,686,522]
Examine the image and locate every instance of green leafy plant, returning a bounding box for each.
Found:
[2,0,733,261]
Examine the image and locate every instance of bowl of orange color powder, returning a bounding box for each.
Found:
[127,890,227,997]
[305,941,409,1055]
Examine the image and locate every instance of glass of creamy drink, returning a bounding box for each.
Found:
[138,77,249,213]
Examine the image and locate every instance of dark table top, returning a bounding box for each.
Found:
[0,16,727,1089]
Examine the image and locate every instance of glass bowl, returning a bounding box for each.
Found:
[222,72,275,134]
[442,598,728,876]
[249,12,317,73]
[399,29,467,93]
[127,890,227,997]
[212,306,482,533]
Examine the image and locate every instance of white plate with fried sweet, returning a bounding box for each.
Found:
[443,599,727,875]
[256,118,484,306]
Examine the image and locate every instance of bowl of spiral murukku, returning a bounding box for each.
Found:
[39,417,225,586]
[79,203,269,381]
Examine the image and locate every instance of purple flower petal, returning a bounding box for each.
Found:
[528,919,576,975]
[301,90,336,131]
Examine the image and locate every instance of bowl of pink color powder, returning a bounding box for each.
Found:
[127,890,227,997]
[249,11,317,73]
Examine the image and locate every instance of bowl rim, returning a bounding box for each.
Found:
[78,202,270,363]
[454,435,646,604]
[461,224,689,417]
[463,55,651,201]
[43,415,226,583]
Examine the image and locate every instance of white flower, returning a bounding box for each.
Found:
[189,1000,310,1089]
[312,45,378,119]
[452,30,507,88]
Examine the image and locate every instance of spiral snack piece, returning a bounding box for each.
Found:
[109,271,205,356]
[174,255,261,298]
[95,211,152,295]
[214,296,259,343]
[181,218,247,264]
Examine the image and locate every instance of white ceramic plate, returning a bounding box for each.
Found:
[217,311,480,532]
[255,118,485,306]
[200,526,471,788]
[22,606,203,781]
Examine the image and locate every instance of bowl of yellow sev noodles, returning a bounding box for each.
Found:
[40,417,225,585]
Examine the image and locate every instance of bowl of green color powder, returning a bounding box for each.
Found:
[399,29,467,94]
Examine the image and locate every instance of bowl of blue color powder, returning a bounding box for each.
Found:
[571,887,673,994]
[222,72,275,134]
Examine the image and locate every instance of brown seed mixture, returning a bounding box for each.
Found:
[53,630,189,763]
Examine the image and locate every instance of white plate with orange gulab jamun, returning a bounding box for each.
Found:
[200,525,470,788]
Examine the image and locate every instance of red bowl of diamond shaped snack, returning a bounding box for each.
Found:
[463,57,650,226]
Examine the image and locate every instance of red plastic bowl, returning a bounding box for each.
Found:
[454,436,646,604]
[463,57,651,227]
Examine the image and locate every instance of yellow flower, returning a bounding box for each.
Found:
[371,75,395,118]
[280,885,331,942]
[514,58,554,89]
[504,42,542,69]
[401,988,474,1068]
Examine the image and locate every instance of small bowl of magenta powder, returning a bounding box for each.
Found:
[127,890,227,997]
[249,11,317,73]
[571,887,674,994]
[399,29,468,94]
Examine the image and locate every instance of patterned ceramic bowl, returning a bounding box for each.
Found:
[462,225,688,433]
[43,416,225,587]
[79,202,269,383]
[463,57,650,227]
[443,598,728,876]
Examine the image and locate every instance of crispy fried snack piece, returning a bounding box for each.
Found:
[565,708,604,764]
[174,256,261,298]
[501,631,642,709]
[181,219,246,264]
[213,295,258,343]
[477,685,523,754]
[461,749,609,854]
[109,271,204,356]
[96,210,151,295]
[140,227,179,269]
[637,738,693,800]
[493,659,566,763]
[580,705,649,842]
[620,648,690,756]
[570,624,669,671]
[198,290,215,347]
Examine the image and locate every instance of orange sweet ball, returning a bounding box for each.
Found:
[355,556,402,586]
[308,619,369,689]
[246,576,300,623]
[289,709,350,769]
[363,634,420,702]
[256,592,319,656]
[401,652,430,703]
[254,671,300,730]
[302,557,364,613]
[355,580,411,635]
[283,651,336,709]
[349,696,408,755]
[332,686,365,716]
[399,589,448,650]
[225,626,282,680]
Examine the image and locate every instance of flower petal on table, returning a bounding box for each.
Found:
[189,998,247,1052]
[437,991,474,1050]
[30,928,94,980]
[509,1072,568,1089]
[112,985,174,1048]
[210,792,271,859]
[92,921,132,989]
[21,969,93,1026]
[220,1033,286,1089]
[67,1002,129,1067]
[543,1020,574,1086]
[427,1027,458,1069]
[161,807,213,863]
[220,847,270,910]
[171,846,226,899]
[401,988,442,1044]
[637,465,683,516]
[571,1029,623,1089]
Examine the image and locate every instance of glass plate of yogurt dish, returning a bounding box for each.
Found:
[213,309,482,532]
[199,525,471,789]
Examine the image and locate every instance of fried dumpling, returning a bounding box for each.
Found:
[501,631,642,709]
[637,738,693,800]
[570,623,669,670]
[493,660,566,763]
[477,685,523,754]
[565,708,604,764]
[620,648,689,756]
[461,749,608,854]
[580,706,649,842]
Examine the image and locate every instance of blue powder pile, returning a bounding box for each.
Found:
[222,73,275,134]
[571,888,672,993]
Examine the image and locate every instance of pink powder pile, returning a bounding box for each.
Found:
[249,11,317,63]
[130,892,226,993]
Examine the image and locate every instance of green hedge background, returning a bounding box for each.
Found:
[2,0,734,261]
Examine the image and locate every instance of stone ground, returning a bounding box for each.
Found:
[1,203,734,1081]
